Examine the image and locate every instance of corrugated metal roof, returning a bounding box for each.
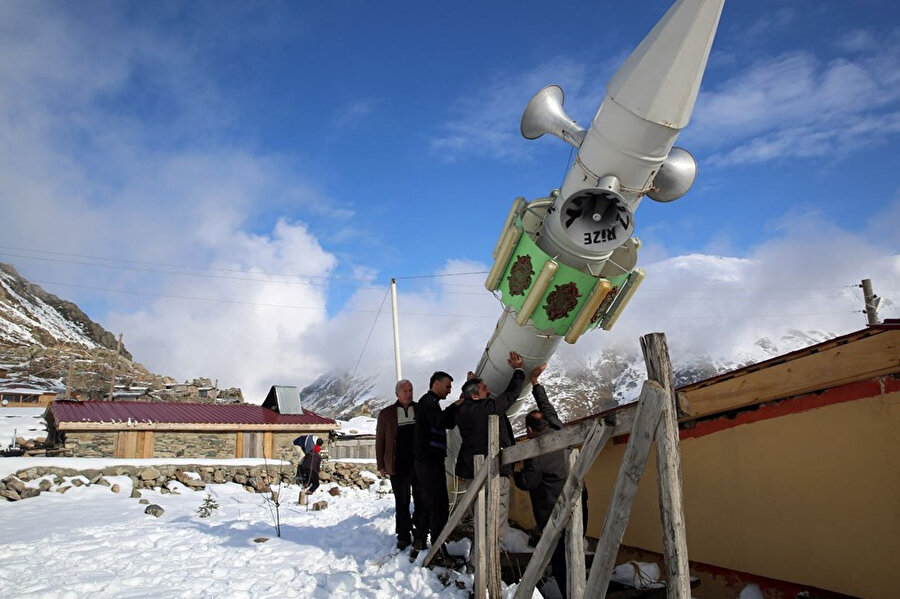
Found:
[273,386,303,414]
[50,400,335,426]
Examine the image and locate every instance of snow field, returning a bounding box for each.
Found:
[0,474,473,598]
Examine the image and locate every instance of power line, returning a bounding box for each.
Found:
[351,285,390,376]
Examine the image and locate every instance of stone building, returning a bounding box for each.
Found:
[44,399,337,459]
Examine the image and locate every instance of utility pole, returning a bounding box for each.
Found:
[390,278,402,381]
[66,362,74,399]
[108,333,123,400]
[860,279,882,325]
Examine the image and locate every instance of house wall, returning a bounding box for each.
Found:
[511,378,899,599]
[154,432,235,459]
[66,431,118,457]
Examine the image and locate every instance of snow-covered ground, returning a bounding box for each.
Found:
[0,407,46,448]
[0,459,478,598]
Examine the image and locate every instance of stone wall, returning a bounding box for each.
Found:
[1,460,382,503]
[154,432,235,459]
[66,431,117,457]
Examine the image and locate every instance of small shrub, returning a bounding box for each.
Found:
[197,492,220,518]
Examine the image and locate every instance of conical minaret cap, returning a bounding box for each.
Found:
[607,0,725,130]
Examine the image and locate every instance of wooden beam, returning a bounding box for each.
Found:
[423,450,491,567]
[473,455,487,599]
[680,330,900,419]
[584,380,666,599]
[487,415,502,599]
[566,448,586,599]
[641,333,690,599]
[514,418,614,599]
[502,409,635,467]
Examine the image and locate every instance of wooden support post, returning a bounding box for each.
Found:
[641,333,691,598]
[566,447,586,599]
[487,415,501,598]
[474,454,487,599]
[514,419,614,599]
[584,380,667,599]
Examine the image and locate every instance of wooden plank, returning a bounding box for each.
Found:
[566,448,585,599]
[423,451,491,567]
[264,432,274,459]
[235,432,243,459]
[141,431,154,458]
[641,333,690,599]
[681,331,900,419]
[514,418,614,599]
[584,380,666,599]
[474,455,487,599]
[502,408,635,466]
[487,415,502,599]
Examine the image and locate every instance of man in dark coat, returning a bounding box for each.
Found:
[375,378,423,550]
[413,370,460,553]
[514,363,582,598]
[455,351,528,541]
[297,438,324,494]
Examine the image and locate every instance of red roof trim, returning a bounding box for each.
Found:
[679,375,899,441]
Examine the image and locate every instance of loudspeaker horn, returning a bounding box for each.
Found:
[520,85,586,148]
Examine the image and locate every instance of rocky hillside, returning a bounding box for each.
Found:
[0,263,241,402]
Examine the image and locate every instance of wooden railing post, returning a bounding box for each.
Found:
[584,380,667,599]
[566,447,586,599]
[486,414,501,597]
[474,454,487,599]
[641,333,691,598]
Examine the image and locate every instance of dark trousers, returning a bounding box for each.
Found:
[414,458,448,545]
[390,465,423,541]
[299,468,319,494]
[550,537,568,598]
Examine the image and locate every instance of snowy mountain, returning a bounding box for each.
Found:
[0,263,241,401]
[0,263,127,356]
[297,326,838,423]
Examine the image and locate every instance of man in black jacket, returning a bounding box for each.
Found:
[413,370,459,553]
[455,351,529,542]
[514,363,580,598]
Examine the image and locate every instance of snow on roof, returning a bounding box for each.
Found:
[50,400,336,427]
[334,416,377,437]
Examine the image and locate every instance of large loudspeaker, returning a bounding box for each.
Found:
[558,178,635,254]
[520,85,586,148]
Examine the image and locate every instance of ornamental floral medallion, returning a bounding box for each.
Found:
[507,255,534,296]
[544,282,581,321]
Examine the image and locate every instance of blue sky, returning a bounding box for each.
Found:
[1,0,898,400]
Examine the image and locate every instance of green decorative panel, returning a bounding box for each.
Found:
[497,221,636,336]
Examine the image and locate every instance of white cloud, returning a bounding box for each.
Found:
[428,55,614,161]
[691,32,900,165]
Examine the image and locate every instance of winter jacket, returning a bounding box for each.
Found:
[414,390,458,463]
[454,368,525,479]
[375,401,416,476]
[513,383,567,530]
[299,446,322,477]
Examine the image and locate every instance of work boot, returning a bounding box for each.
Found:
[396,535,412,551]
[411,538,427,552]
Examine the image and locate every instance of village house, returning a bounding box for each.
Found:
[0,386,59,408]
[44,400,338,460]
[508,321,900,599]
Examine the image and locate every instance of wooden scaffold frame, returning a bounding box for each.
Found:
[422,332,691,598]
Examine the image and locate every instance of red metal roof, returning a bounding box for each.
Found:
[50,400,335,427]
